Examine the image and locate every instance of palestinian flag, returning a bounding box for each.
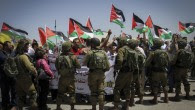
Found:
[71,18,93,39]
[52,30,69,41]
[132,13,146,33]
[110,4,125,28]
[145,15,153,29]
[154,25,172,40]
[0,23,28,43]
[86,17,104,35]
[46,27,64,42]
[145,15,154,45]
[38,27,47,45]
[46,27,64,49]
[69,18,78,37]
[179,21,194,34]
[86,17,93,32]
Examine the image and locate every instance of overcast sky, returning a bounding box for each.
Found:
[0,0,195,41]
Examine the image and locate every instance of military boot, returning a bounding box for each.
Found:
[129,91,135,107]
[18,106,23,110]
[138,95,143,104]
[56,105,63,110]
[150,93,158,104]
[124,100,130,110]
[113,103,119,110]
[99,104,104,110]
[92,105,96,110]
[129,97,135,106]
[164,91,169,103]
[70,104,74,110]
[185,92,190,100]
[174,93,181,101]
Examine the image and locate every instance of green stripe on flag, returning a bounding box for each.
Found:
[147,28,154,46]
[69,31,78,37]
[161,32,172,40]
[112,19,125,28]
[181,27,194,34]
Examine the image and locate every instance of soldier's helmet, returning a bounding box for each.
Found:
[91,38,100,47]
[15,39,29,55]
[116,37,128,47]
[62,41,72,52]
[177,39,187,49]
[153,38,164,47]
[128,39,139,49]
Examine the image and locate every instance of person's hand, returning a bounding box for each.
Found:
[108,29,112,35]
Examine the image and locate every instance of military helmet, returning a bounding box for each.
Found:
[128,39,138,49]
[116,37,128,47]
[62,41,72,52]
[153,38,164,47]
[177,39,187,49]
[91,38,100,47]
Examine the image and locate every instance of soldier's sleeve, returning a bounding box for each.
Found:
[166,51,170,63]
[72,55,81,69]
[21,55,37,75]
[145,51,154,67]
[104,53,110,71]
[114,48,124,70]
[170,51,179,65]
[83,52,91,66]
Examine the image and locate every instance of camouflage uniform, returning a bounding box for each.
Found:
[15,39,38,110]
[113,38,136,110]
[83,38,110,110]
[191,47,195,78]
[130,43,146,106]
[55,41,81,110]
[171,39,193,101]
[145,38,169,104]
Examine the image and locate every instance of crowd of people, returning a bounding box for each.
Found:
[0,29,195,110]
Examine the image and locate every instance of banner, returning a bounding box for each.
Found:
[75,54,116,95]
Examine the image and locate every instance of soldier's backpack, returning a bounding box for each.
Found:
[176,49,193,68]
[125,49,139,72]
[153,50,169,70]
[57,55,74,76]
[3,56,19,78]
[88,50,109,71]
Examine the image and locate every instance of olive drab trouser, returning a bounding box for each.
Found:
[16,75,38,110]
[130,69,145,103]
[88,70,105,108]
[114,71,133,103]
[151,71,169,94]
[174,67,190,94]
[56,77,76,106]
[191,65,195,78]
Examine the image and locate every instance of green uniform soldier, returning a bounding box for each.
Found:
[145,38,169,104]
[113,38,137,110]
[15,39,38,110]
[192,47,195,79]
[171,39,194,101]
[55,41,81,110]
[83,37,110,110]
[129,39,146,106]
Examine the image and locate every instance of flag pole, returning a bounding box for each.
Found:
[55,19,57,45]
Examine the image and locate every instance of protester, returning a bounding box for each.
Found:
[35,48,54,110]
